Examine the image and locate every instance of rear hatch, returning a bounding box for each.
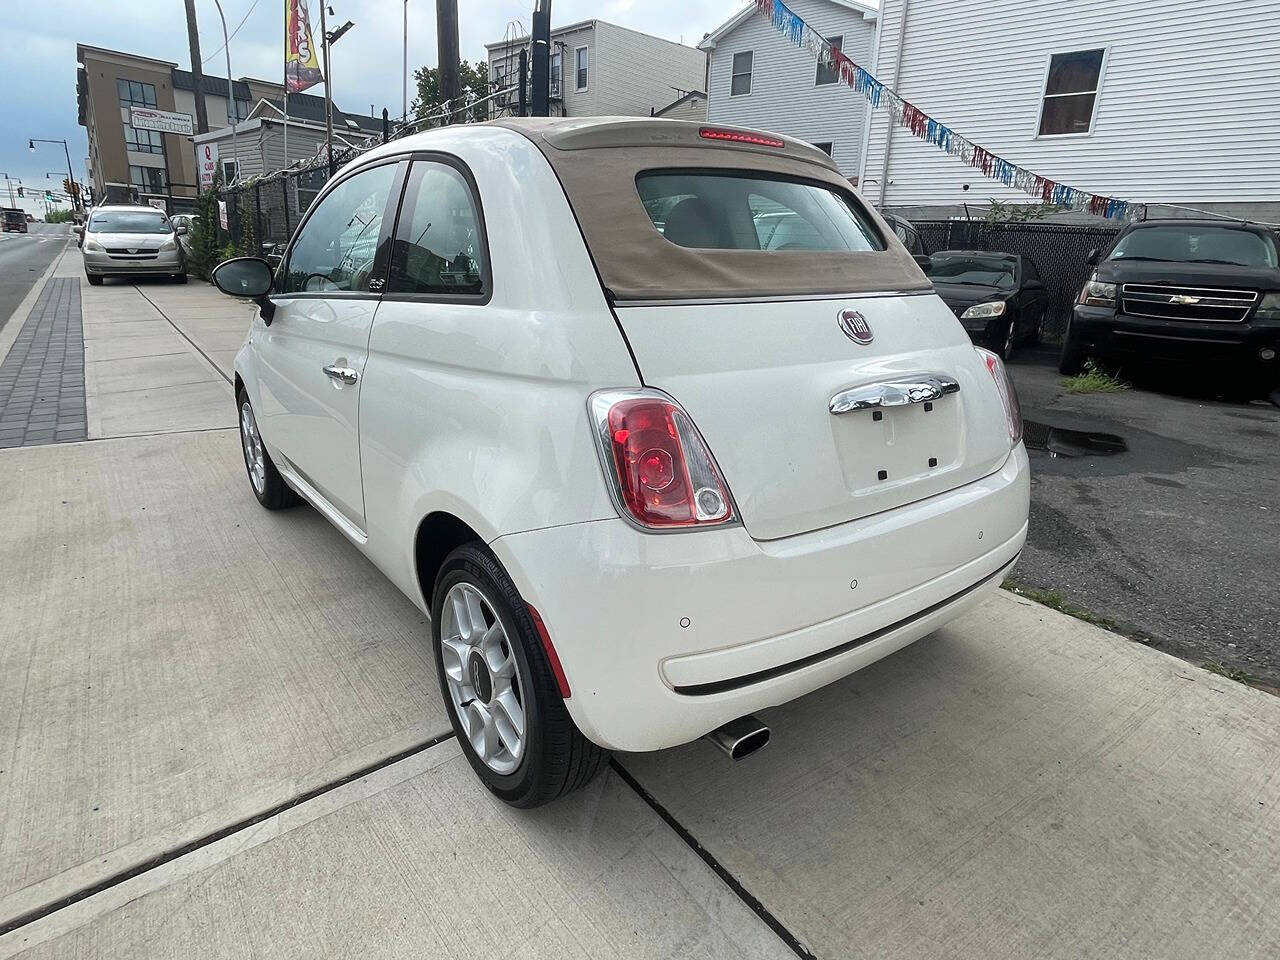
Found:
[504,118,1014,539]
[615,295,1012,541]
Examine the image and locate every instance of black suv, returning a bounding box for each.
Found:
[1062,219,1280,394]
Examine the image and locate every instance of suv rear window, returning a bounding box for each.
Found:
[637,172,884,253]
[1110,226,1278,268]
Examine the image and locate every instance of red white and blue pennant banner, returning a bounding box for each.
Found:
[754,0,1130,219]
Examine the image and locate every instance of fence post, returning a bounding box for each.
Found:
[382,108,390,143]
[253,184,263,256]
[281,177,290,235]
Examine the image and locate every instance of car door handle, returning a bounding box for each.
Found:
[830,374,960,414]
[322,364,359,385]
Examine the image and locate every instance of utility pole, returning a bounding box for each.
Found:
[182,0,210,134]
[403,0,410,123]
[436,0,459,121]
[320,2,334,171]
[212,0,238,185]
[1,173,16,207]
[530,1,551,117]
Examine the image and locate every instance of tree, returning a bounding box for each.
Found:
[411,59,491,123]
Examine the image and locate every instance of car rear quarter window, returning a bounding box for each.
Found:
[637,172,884,253]
[387,159,487,298]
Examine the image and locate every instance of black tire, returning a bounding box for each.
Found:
[174,272,188,284]
[1058,335,1086,375]
[86,273,103,286]
[235,389,299,510]
[432,542,608,807]
[995,318,1017,361]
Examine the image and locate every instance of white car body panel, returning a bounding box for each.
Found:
[233,121,1031,754]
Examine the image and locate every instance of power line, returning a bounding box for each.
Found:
[202,0,261,65]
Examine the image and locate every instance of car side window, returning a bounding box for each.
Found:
[281,162,399,295]
[387,159,487,297]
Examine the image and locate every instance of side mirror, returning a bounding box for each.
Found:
[913,253,933,273]
[1085,248,1100,266]
[174,223,188,236]
[212,257,276,323]
[1024,278,1044,291]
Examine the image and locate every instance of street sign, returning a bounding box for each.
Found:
[198,142,219,191]
[130,106,195,137]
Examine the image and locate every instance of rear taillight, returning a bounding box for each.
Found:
[975,347,1023,446]
[590,390,736,530]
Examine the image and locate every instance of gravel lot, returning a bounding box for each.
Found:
[1008,349,1280,688]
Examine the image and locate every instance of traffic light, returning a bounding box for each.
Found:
[44,190,52,202]
[63,178,72,195]
[16,186,22,197]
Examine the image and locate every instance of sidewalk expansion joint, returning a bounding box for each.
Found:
[131,285,234,386]
[611,759,817,959]
[0,731,456,938]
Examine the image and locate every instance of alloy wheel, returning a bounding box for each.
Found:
[440,582,527,775]
[239,401,267,495]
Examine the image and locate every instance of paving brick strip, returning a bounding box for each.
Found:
[0,278,86,448]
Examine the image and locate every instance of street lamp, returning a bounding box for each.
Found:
[319,5,356,173]
[28,138,80,211]
[210,0,239,186]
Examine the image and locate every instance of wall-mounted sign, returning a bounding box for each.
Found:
[198,142,219,191]
[130,106,195,137]
[147,198,168,213]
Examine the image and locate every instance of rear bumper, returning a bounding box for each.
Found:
[491,443,1030,752]
[1070,305,1280,375]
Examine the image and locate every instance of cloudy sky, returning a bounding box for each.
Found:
[0,0,756,213]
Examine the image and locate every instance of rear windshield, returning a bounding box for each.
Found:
[637,172,884,253]
[1109,226,1278,268]
[928,256,1016,289]
[88,211,171,234]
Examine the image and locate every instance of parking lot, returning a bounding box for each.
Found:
[2,251,1279,959]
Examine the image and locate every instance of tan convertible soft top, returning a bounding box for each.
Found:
[490,117,931,302]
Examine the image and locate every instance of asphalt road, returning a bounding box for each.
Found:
[0,223,69,330]
[1008,348,1280,687]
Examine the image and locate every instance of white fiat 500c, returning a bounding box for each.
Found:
[213,118,1029,807]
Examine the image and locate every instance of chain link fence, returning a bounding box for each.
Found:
[915,220,1121,341]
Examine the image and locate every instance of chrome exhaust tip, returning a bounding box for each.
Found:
[705,715,770,761]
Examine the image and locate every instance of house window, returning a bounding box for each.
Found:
[550,51,562,98]
[493,63,508,105]
[227,99,250,124]
[575,46,588,90]
[128,165,167,194]
[811,141,834,157]
[222,160,240,184]
[117,79,157,108]
[123,124,164,155]
[731,50,753,96]
[815,36,843,85]
[1038,49,1105,136]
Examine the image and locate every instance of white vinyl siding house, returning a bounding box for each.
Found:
[861,0,1280,219]
[700,0,879,180]
[485,20,705,119]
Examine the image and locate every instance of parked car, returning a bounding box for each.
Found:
[80,205,188,285]
[169,214,197,263]
[926,251,1047,359]
[25,213,35,223]
[2,207,28,233]
[1062,219,1280,395]
[211,118,1029,807]
[882,212,929,258]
